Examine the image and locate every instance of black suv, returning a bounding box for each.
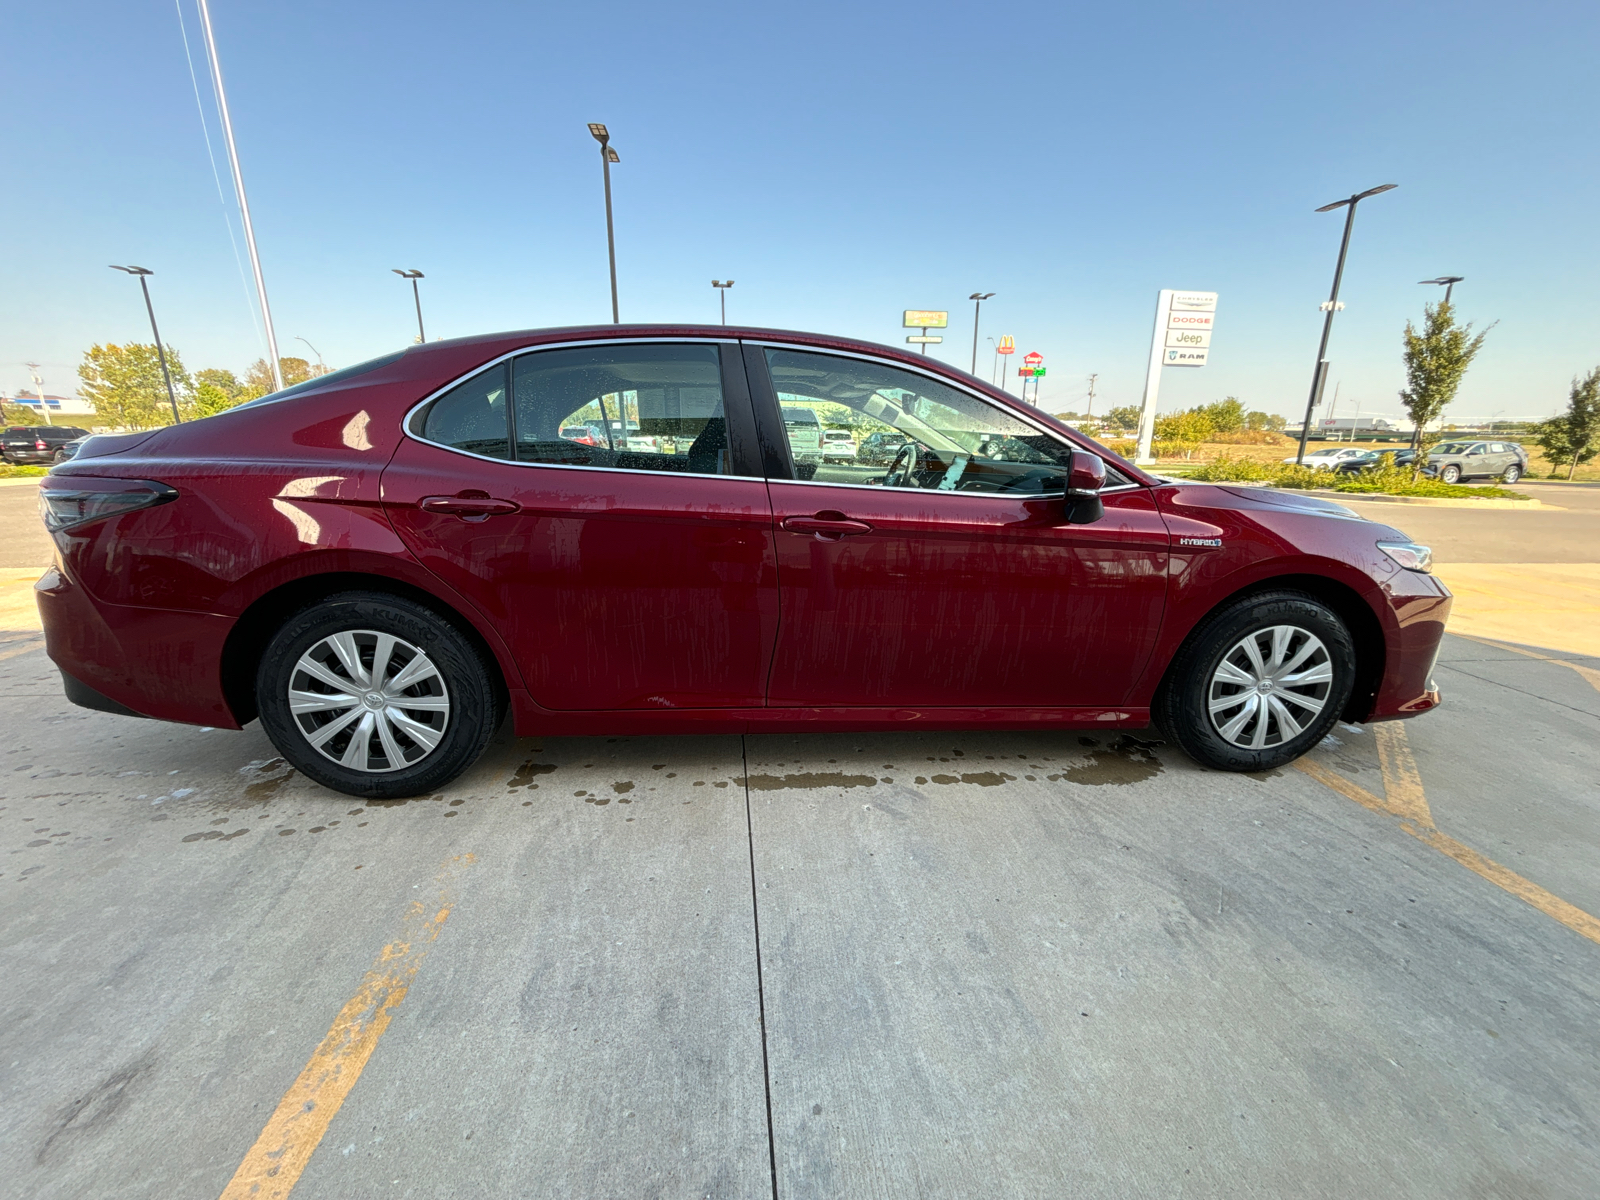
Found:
[2,425,91,465]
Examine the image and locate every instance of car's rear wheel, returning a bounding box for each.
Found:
[256,592,501,799]
[1155,591,1356,772]
[1501,464,1522,484]
[1440,464,1462,484]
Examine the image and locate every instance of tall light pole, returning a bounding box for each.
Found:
[295,336,326,373]
[196,0,283,392]
[968,292,994,374]
[1418,275,1464,307]
[109,265,182,424]
[986,337,999,386]
[712,280,734,324]
[1294,183,1398,465]
[391,269,426,343]
[588,123,621,323]
[25,363,51,426]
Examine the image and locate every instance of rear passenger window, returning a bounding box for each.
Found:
[510,343,744,476]
[420,363,510,459]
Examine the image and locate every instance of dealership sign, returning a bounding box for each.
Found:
[1134,289,1219,464]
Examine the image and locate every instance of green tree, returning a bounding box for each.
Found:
[1201,397,1245,433]
[1399,301,1493,478]
[1534,368,1600,478]
[77,343,192,428]
[240,356,324,401]
[1153,409,1215,459]
[192,367,245,417]
[1245,410,1285,432]
[1105,405,1142,431]
[3,400,39,425]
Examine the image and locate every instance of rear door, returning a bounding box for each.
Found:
[748,344,1169,710]
[383,339,779,710]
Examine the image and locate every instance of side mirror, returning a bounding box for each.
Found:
[1064,450,1105,524]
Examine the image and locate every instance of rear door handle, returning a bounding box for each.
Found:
[782,514,873,538]
[419,493,522,520]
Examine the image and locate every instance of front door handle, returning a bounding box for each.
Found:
[419,492,522,521]
[782,512,873,539]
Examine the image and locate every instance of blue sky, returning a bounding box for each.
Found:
[4,0,1597,422]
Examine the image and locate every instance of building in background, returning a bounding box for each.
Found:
[5,393,96,416]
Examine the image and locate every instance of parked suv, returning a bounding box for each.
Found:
[2,425,91,464]
[1426,440,1527,484]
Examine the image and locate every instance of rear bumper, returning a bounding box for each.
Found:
[36,564,241,728]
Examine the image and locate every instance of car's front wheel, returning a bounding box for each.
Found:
[1440,464,1462,484]
[1156,591,1356,772]
[256,592,501,798]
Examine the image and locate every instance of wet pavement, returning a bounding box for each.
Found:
[3,631,1598,1198]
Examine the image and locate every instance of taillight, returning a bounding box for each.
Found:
[39,480,179,533]
[34,439,47,450]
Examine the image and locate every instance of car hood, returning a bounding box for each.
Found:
[1215,486,1364,521]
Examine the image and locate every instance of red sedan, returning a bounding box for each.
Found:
[35,326,1449,798]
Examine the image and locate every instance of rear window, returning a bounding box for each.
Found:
[782,407,821,427]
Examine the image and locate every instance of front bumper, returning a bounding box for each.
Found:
[1365,569,1452,722]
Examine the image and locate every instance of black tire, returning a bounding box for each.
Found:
[256,591,501,799]
[1501,464,1521,484]
[1155,591,1356,773]
[1440,464,1462,484]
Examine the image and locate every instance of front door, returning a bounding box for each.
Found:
[752,346,1170,710]
[383,340,778,710]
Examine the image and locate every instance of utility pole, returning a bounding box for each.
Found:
[196,0,282,392]
[1086,373,1098,419]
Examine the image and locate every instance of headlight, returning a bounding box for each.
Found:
[1377,540,1432,573]
[39,480,179,532]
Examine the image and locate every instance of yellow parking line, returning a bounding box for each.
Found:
[219,853,475,1200]
[1293,734,1600,947]
[1458,633,1600,695]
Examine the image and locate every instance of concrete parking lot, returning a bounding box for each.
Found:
[2,478,1598,1198]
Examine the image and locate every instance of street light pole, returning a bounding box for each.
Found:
[588,124,621,323]
[110,265,182,424]
[1294,183,1397,465]
[968,292,994,374]
[987,337,998,386]
[295,336,326,372]
[1418,275,1464,308]
[391,270,426,342]
[196,0,282,393]
[712,280,734,324]
[26,363,51,426]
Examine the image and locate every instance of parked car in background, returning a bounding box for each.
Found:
[52,435,93,465]
[781,405,824,466]
[857,429,910,465]
[37,323,1448,799]
[1425,440,1527,484]
[1328,448,1427,476]
[821,428,856,462]
[3,425,90,465]
[1283,446,1372,470]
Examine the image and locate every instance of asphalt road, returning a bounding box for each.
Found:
[2,628,1597,1198]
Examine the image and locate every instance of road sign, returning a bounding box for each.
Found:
[1166,309,1215,331]
[1165,329,1211,348]
[1165,347,1209,366]
[904,310,949,328]
[1169,291,1218,311]
[906,335,944,344]
[997,335,1015,354]
[1023,351,1044,366]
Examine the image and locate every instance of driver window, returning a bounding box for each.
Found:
[764,347,1078,494]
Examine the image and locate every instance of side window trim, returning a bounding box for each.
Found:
[405,337,761,481]
[741,339,1134,492]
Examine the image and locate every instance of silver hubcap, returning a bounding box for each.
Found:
[288,630,450,773]
[1208,625,1334,749]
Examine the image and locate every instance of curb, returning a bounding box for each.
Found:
[1319,490,1554,511]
